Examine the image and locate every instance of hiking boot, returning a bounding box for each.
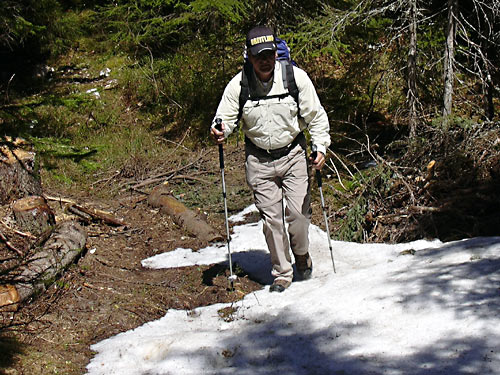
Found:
[295,252,313,280]
[269,279,291,293]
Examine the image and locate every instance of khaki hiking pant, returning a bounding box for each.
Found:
[245,142,312,282]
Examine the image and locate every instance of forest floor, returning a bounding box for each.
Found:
[0,144,276,375]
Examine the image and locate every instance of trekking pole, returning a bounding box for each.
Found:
[311,147,336,273]
[214,118,237,290]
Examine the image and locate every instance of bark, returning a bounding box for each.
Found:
[12,196,56,236]
[148,185,223,243]
[485,66,494,121]
[407,0,418,138]
[9,221,87,306]
[0,138,42,205]
[443,0,457,121]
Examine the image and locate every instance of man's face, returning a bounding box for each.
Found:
[248,50,276,81]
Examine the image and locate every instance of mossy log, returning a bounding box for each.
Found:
[148,185,223,242]
[3,221,87,309]
[0,138,42,205]
[12,196,56,236]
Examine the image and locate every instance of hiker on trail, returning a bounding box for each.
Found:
[211,26,330,293]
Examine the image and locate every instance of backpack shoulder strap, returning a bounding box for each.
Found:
[279,60,300,116]
[237,61,253,124]
[239,60,300,122]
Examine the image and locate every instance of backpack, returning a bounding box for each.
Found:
[237,37,299,125]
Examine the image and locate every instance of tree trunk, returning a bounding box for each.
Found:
[486,74,494,120]
[443,0,456,122]
[407,0,418,138]
[484,47,495,120]
[148,185,223,243]
[12,196,56,236]
[0,138,42,204]
[11,221,87,305]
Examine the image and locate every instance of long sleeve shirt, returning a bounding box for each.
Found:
[213,61,331,155]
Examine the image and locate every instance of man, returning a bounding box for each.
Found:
[211,26,330,292]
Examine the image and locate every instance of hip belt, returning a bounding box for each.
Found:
[245,132,306,159]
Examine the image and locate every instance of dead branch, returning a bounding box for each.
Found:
[409,205,441,213]
[169,174,211,184]
[165,126,192,154]
[328,149,356,179]
[1,220,37,239]
[91,170,121,187]
[43,194,76,205]
[127,153,209,190]
[70,204,127,227]
[0,229,23,256]
[129,177,167,190]
[368,149,416,204]
[67,205,92,224]
[148,151,206,181]
[324,160,347,190]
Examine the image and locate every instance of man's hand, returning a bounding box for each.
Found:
[309,150,326,170]
[210,122,225,144]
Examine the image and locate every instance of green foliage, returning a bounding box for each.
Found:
[430,115,478,132]
[332,164,393,242]
[0,1,47,48]
[189,0,249,22]
[334,195,367,242]
[96,0,250,55]
[155,40,236,140]
[30,137,99,161]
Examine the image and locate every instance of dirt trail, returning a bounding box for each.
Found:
[0,144,263,375]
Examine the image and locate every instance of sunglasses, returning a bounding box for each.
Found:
[254,50,276,60]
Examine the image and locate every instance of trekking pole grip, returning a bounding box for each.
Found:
[310,148,322,187]
[215,118,224,169]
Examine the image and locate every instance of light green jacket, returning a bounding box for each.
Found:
[213,61,330,155]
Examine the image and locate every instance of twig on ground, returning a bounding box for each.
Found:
[0,220,37,239]
[324,160,347,190]
[91,170,121,187]
[169,174,211,184]
[43,194,76,205]
[70,204,127,227]
[328,149,356,179]
[0,230,23,256]
[126,152,207,190]
[364,138,416,204]
[166,126,192,154]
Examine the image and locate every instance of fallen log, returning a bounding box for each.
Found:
[12,195,56,236]
[3,221,87,309]
[43,194,127,226]
[148,185,223,243]
[0,137,42,204]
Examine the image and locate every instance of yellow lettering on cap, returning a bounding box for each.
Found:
[250,35,274,46]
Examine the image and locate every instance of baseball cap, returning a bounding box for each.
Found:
[246,26,277,56]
